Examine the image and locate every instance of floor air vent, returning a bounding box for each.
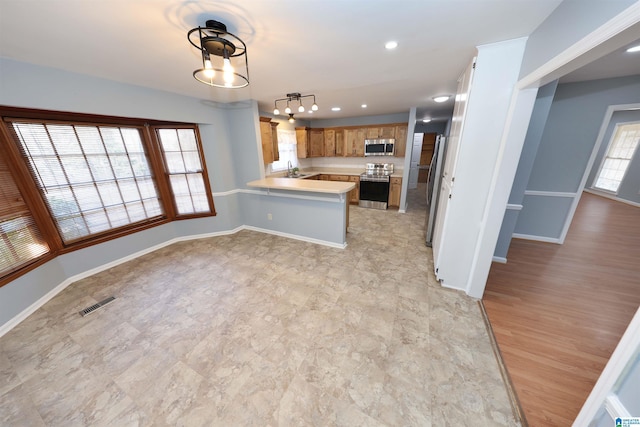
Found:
[79,296,116,317]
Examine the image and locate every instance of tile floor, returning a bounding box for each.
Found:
[0,185,520,426]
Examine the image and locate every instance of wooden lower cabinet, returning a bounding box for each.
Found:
[388,177,402,207]
[348,176,360,204]
[318,174,359,204]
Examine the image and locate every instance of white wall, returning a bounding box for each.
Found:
[434,38,528,297]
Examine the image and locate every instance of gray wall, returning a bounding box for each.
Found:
[513,75,640,240]
[414,121,448,134]
[0,58,345,328]
[519,0,636,78]
[311,112,409,128]
[587,109,640,204]
[494,80,558,258]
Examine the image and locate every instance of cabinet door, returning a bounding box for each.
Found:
[324,129,336,157]
[354,129,365,157]
[379,126,395,138]
[260,118,274,164]
[328,174,349,182]
[318,174,330,181]
[394,125,408,157]
[270,122,279,161]
[365,127,380,138]
[388,177,402,207]
[295,127,309,158]
[348,175,360,204]
[335,129,345,156]
[309,129,325,157]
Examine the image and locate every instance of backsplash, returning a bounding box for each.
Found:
[302,157,404,171]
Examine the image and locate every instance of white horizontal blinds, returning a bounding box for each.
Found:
[0,147,49,275]
[595,123,640,192]
[157,128,210,215]
[10,121,163,243]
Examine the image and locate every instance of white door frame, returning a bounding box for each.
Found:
[558,103,640,243]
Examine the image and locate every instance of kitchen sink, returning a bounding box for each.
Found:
[284,173,310,178]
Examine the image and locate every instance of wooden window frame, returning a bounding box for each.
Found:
[0,106,215,287]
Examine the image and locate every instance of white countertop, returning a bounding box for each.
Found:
[247,177,355,194]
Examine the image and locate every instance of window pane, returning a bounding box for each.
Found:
[48,125,82,155]
[183,152,202,172]
[178,129,197,151]
[594,123,640,193]
[165,152,186,173]
[87,155,115,181]
[156,127,212,216]
[158,129,180,151]
[11,121,163,244]
[0,217,49,273]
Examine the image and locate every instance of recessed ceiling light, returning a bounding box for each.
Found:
[361,104,367,108]
[422,118,431,123]
[433,95,450,103]
[626,44,640,53]
[385,41,398,50]
[331,107,341,111]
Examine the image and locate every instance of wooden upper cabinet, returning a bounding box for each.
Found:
[295,127,309,158]
[394,125,408,157]
[259,117,275,164]
[335,129,344,156]
[292,123,406,159]
[309,128,325,157]
[324,129,336,157]
[365,127,380,139]
[270,122,279,162]
[380,126,395,138]
[344,128,365,157]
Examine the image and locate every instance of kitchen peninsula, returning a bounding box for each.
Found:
[246,177,355,248]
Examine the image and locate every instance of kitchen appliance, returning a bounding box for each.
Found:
[359,163,394,209]
[425,135,446,246]
[364,138,395,156]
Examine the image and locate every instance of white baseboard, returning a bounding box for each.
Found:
[243,225,347,249]
[492,256,508,264]
[0,225,343,338]
[584,188,640,208]
[512,232,562,244]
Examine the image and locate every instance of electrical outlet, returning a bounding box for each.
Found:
[267,213,272,220]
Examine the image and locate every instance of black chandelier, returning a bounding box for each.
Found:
[273,93,319,122]
[187,20,249,89]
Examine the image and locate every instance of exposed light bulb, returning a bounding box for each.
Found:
[298,104,305,113]
[203,58,214,78]
[223,57,234,84]
[285,105,292,114]
[273,108,280,115]
[385,41,398,50]
[626,44,640,53]
[433,95,450,103]
[288,114,295,123]
[311,103,319,111]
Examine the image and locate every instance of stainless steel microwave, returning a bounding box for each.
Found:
[364,138,395,156]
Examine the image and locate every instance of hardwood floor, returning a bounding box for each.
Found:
[483,192,640,426]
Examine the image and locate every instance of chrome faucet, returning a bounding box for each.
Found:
[287,160,292,176]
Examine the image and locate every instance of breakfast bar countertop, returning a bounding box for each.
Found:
[247,177,355,194]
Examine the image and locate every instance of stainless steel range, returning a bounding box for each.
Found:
[359,163,394,210]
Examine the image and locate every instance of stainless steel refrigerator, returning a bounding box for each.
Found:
[425,134,446,246]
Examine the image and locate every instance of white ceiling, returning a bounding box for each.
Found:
[0,0,568,122]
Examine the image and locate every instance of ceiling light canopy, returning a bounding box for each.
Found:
[188,20,249,89]
[432,95,450,103]
[273,93,318,121]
